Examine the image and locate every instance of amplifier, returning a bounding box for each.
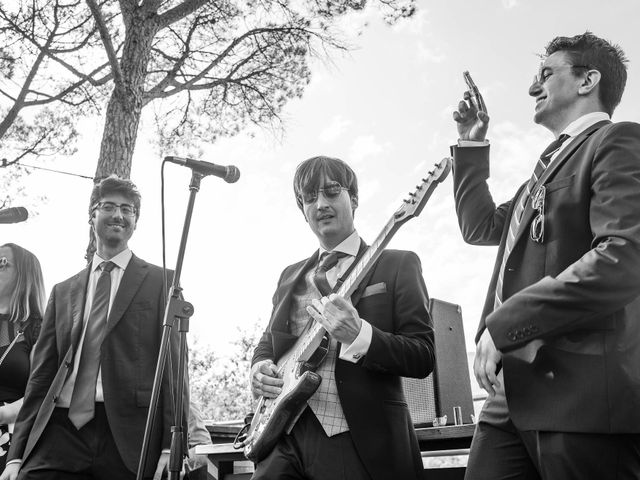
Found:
[402,298,474,427]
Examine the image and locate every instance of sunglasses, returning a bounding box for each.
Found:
[299,181,349,204]
[530,186,546,243]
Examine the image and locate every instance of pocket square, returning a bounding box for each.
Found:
[361,282,387,298]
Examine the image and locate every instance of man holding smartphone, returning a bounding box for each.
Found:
[451,32,640,479]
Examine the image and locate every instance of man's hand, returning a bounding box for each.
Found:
[473,328,502,396]
[0,463,20,480]
[153,451,170,480]
[453,91,490,141]
[307,294,362,345]
[250,359,283,399]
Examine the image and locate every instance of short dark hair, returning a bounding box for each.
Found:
[545,31,628,115]
[89,174,142,221]
[293,156,358,211]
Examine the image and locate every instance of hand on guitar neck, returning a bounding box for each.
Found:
[307,294,362,345]
[250,359,283,399]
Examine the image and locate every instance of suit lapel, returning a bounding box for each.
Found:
[68,267,91,352]
[104,254,148,336]
[512,120,610,248]
[270,253,318,359]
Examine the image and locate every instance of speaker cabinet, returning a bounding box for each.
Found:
[402,298,474,427]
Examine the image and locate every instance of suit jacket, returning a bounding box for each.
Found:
[452,120,640,433]
[252,246,435,480]
[8,254,183,476]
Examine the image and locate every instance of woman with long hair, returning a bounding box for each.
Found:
[0,243,45,472]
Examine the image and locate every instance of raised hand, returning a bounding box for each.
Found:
[453,90,490,141]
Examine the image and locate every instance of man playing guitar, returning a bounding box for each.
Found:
[249,155,435,480]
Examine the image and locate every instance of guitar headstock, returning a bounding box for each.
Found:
[394,157,452,222]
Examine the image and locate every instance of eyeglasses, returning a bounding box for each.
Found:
[533,64,590,85]
[93,201,137,217]
[0,256,8,271]
[299,181,349,204]
[530,186,546,243]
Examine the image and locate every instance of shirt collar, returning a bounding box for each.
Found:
[91,248,132,272]
[319,230,360,257]
[561,111,610,138]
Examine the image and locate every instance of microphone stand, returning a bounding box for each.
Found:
[136,170,203,480]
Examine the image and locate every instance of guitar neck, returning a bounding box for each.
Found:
[297,219,398,360]
[337,219,398,299]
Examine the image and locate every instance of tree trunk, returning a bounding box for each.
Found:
[94,10,158,180]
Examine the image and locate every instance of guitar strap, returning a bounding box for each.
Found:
[331,239,370,306]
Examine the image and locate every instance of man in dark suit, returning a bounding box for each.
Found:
[2,176,181,480]
[451,32,640,479]
[249,156,434,480]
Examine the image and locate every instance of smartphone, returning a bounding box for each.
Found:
[463,70,487,113]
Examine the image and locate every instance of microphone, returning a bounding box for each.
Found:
[0,207,29,224]
[164,156,240,183]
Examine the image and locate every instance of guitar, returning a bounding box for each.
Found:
[241,157,452,462]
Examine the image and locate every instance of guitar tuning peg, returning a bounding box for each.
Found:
[422,178,428,182]
[409,192,417,198]
[403,199,411,204]
[415,184,423,190]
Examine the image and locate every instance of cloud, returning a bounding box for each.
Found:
[348,134,389,164]
[502,0,519,8]
[318,115,352,143]
[417,42,446,64]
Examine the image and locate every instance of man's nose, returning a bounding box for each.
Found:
[315,191,330,208]
[529,75,542,97]
[111,207,125,219]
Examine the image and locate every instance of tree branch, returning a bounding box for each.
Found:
[85,0,124,91]
[155,0,209,29]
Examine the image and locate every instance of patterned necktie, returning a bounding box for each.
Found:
[313,251,348,296]
[68,261,115,429]
[494,134,570,308]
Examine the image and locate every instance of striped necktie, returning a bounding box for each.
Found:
[68,261,115,429]
[494,134,570,309]
[313,251,348,296]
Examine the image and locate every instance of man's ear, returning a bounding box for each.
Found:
[578,69,601,96]
[350,195,358,211]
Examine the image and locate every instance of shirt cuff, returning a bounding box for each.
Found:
[457,139,490,147]
[6,459,22,467]
[339,319,372,363]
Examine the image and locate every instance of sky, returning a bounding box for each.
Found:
[4,0,640,384]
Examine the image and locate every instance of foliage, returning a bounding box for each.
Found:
[189,322,263,421]
[0,0,416,182]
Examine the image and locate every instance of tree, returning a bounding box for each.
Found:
[1,0,416,180]
[189,322,262,421]
[0,0,105,166]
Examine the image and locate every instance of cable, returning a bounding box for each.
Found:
[1,159,94,180]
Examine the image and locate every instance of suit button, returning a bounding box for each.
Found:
[53,396,58,403]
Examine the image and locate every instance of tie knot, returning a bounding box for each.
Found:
[317,251,347,273]
[100,261,116,274]
[540,133,570,160]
